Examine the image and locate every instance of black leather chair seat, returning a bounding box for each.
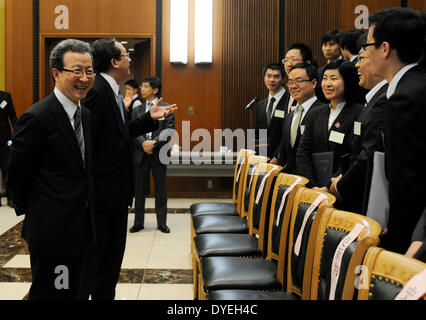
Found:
[190,202,237,217]
[193,216,248,235]
[207,290,300,300]
[194,234,261,258]
[201,256,281,291]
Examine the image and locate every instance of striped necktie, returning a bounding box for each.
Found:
[73,106,85,163]
[117,89,125,122]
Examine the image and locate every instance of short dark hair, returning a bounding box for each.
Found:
[357,33,368,54]
[321,29,341,46]
[142,77,162,97]
[50,39,92,71]
[339,29,365,55]
[369,7,425,64]
[262,63,285,78]
[125,79,139,89]
[92,38,121,73]
[290,62,318,82]
[284,43,318,68]
[323,60,363,103]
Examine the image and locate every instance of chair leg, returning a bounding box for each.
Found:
[192,256,198,300]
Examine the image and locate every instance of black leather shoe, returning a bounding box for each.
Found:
[129,224,144,233]
[157,224,170,233]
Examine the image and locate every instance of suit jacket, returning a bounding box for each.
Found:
[255,90,294,158]
[6,93,95,257]
[380,65,426,253]
[337,83,388,214]
[0,91,17,146]
[82,74,158,215]
[296,101,363,187]
[276,98,323,173]
[132,100,175,166]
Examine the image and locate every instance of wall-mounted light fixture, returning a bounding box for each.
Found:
[169,0,189,64]
[194,0,213,64]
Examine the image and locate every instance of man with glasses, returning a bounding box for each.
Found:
[7,39,96,299]
[81,38,176,300]
[363,7,426,254]
[329,38,388,214]
[281,43,317,114]
[275,63,322,173]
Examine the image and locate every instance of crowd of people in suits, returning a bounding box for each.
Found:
[1,6,425,301]
[255,7,426,265]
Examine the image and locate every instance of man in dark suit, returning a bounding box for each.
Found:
[364,8,426,254]
[81,38,176,300]
[329,46,388,214]
[339,29,364,65]
[6,39,96,299]
[129,77,175,234]
[276,63,322,173]
[0,90,17,207]
[255,63,290,158]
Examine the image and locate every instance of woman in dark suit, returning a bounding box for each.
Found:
[296,60,363,188]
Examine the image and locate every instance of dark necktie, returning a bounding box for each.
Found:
[73,106,85,163]
[146,102,153,139]
[117,89,125,122]
[266,97,275,127]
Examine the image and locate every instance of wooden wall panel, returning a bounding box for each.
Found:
[285,0,342,69]
[222,0,280,133]
[5,0,33,117]
[341,0,401,32]
[39,0,156,34]
[407,0,426,12]
[162,0,222,150]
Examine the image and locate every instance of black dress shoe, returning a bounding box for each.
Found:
[129,224,144,233]
[157,224,170,233]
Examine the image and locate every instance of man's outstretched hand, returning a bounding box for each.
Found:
[149,97,178,119]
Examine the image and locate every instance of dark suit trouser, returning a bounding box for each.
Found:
[81,209,128,300]
[0,145,11,202]
[134,155,167,226]
[28,253,86,300]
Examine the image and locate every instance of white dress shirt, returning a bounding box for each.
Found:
[267,87,285,116]
[290,96,318,130]
[365,80,388,105]
[328,102,346,131]
[386,63,417,98]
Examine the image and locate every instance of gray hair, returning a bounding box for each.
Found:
[49,39,93,71]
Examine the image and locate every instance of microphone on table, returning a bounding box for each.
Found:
[244,96,259,111]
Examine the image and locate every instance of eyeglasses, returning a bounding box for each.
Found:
[360,42,381,50]
[120,53,130,58]
[286,79,311,87]
[282,58,303,65]
[61,68,95,77]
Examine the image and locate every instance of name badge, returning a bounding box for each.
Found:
[354,121,361,136]
[300,125,305,135]
[274,110,285,119]
[329,130,345,144]
[0,100,7,109]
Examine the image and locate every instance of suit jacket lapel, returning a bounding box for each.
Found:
[97,75,130,142]
[49,94,85,169]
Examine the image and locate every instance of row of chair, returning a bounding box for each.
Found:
[189,149,426,300]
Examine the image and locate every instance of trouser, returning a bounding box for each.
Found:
[0,146,11,203]
[134,155,167,226]
[81,209,128,300]
[28,253,86,300]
